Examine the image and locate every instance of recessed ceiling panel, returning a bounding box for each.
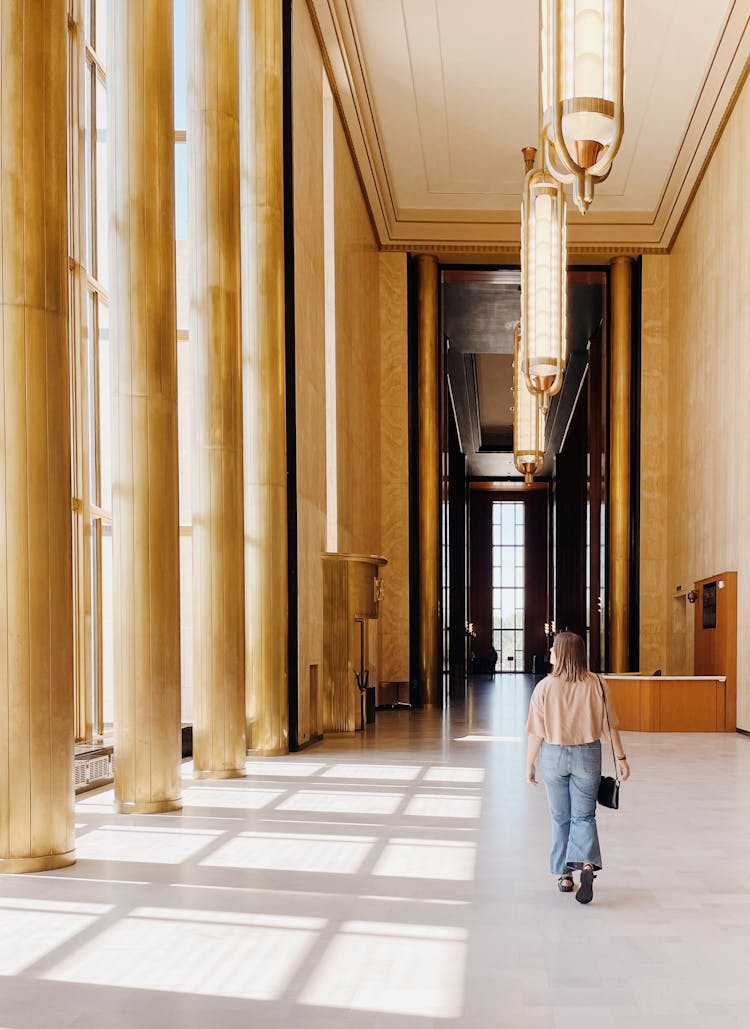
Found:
[338,0,745,244]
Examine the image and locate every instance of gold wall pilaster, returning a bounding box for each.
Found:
[0,0,76,873]
[109,0,183,813]
[609,256,632,672]
[239,0,289,753]
[188,0,247,777]
[417,255,440,706]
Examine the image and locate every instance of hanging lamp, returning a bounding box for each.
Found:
[513,323,546,483]
[520,152,567,411]
[540,0,624,214]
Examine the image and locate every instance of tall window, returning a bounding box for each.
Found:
[68,0,112,738]
[492,502,525,671]
[68,0,194,739]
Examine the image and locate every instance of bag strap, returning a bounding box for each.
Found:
[596,675,620,784]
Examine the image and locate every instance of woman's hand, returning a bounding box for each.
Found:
[617,758,630,781]
[526,764,539,786]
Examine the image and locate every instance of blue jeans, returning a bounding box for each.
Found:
[540,740,603,873]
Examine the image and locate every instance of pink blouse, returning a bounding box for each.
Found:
[526,673,619,746]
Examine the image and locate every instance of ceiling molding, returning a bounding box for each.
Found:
[308,0,750,254]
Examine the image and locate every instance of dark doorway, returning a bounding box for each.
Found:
[468,485,548,674]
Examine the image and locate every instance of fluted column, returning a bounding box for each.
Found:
[109,0,182,812]
[0,0,75,873]
[188,0,247,777]
[239,0,289,754]
[417,255,440,707]
[609,256,632,672]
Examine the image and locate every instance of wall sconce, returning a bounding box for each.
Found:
[687,590,698,604]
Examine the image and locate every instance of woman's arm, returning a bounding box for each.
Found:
[607,726,631,781]
[526,734,543,785]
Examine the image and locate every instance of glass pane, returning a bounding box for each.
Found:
[492,503,502,525]
[178,337,193,525]
[501,560,514,589]
[101,521,114,728]
[493,565,502,589]
[174,0,188,131]
[492,547,502,567]
[98,300,112,511]
[501,517,514,546]
[180,534,193,721]
[493,612,502,630]
[94,0,108,65]
[90,519,100,732]
[85,62,94,272]
[95,74,109,287]
[515,522,524,546]
[175,142,188,241]
[87,292,98,503]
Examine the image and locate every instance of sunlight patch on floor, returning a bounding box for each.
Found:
[43,907,323,1000]
[201,831,376,874]
[298,920,467,1018]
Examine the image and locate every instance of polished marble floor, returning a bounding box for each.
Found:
[2,674,750,1028]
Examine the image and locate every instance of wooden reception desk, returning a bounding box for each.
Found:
[603,676,728,732]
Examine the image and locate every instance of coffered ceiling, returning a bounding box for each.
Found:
[308,0,750,253]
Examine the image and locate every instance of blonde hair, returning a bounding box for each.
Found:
[551,631,590,683]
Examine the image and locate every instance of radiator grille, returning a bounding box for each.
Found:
[74,751,113,792]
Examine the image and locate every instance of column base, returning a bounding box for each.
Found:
[193,768,247,780]
[247,746,289,757]
[115,798,183,815]
[0,849,76,874]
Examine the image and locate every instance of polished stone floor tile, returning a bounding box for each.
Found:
[1,675,749,1027]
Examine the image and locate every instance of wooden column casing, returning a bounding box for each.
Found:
[109,0,183,813]
[609,257,632,672]
[240,0,289,753]
[417,255,440,706]
[188,0,247,777]
[0,0,76,872]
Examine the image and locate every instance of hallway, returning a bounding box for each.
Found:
[2,677,750,1028]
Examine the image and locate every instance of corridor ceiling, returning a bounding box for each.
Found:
[308,0,749,253]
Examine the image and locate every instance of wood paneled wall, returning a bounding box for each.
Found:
[291,3,409,742]
[639,74,750,729]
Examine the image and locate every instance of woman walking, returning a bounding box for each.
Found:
[526,631,630,904]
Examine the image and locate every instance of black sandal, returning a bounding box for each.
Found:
[576,866,596,904]
[557,874,574,893]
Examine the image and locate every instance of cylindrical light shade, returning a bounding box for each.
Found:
[513,324,545,483]
[540,0,624,213]
[520,168,567,410]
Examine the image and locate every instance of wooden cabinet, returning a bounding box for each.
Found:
[693,572,737,731]
[322,554,387,733]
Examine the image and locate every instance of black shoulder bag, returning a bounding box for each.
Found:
[596,676,620,809]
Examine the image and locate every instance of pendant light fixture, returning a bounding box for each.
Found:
[540,0,624,214]
[513,323,546,483]
[520,151,567,411]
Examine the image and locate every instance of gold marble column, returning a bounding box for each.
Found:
[188,0,247,778]
[109,0,182,812]
[609,256,632,672]
[0,0,75,873]
[239,0,289,753]
[417,255,441,707]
